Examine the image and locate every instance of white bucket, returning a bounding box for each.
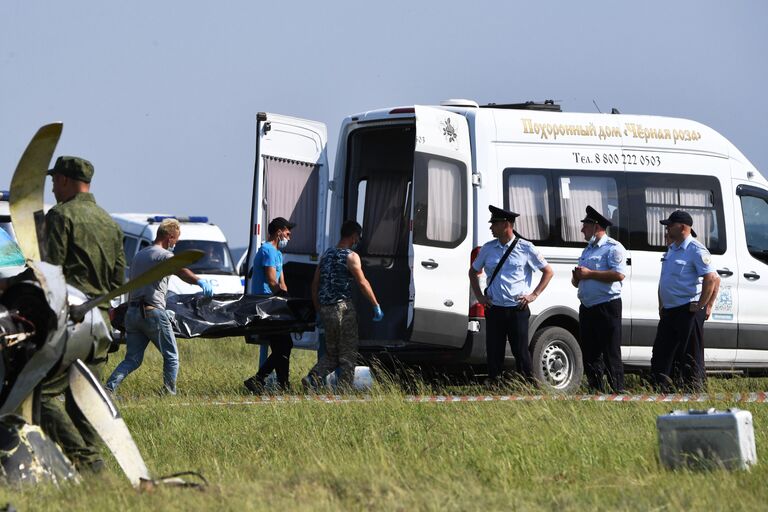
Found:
[324,366,374,390]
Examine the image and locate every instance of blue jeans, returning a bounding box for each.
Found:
[106,306,179,393]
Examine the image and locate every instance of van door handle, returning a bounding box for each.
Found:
[744,271,761,280]
[716,268,734,277]
[421,259,439,269]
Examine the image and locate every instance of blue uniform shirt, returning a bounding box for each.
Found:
[251,242,283,295]
[659,235,715,308]
[577,235,627,307]
[472,237,548,307]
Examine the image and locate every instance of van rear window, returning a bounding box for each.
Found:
[261,155,318,255]
[413,154,468,248]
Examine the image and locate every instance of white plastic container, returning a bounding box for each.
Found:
[324,366,374,391]
[657,408,757,470]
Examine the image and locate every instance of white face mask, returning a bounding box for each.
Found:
[588,235,597,245]
[277,237,289,250]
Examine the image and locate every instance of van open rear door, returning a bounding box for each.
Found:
[410,106,473,348]
[246,112,328,300]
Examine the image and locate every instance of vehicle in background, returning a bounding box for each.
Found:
[0,190,16,241]
[112,213,243,296]
[1,190,51,278]
[230,246,248,282]
[247,102,768,392]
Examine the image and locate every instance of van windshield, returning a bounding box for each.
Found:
[173,240,236,275]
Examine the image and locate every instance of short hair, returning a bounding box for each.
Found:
[340,220,362,239]
[157,218,181,239]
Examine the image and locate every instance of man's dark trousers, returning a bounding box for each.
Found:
[651,304,706,392]
[579,298,624,393]
[485,305,531,380]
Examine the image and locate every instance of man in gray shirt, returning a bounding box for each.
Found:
[106,218,213,395]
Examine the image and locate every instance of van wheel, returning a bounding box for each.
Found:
[530,326,583,394]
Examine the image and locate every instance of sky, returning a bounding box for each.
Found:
[1,1,766,248]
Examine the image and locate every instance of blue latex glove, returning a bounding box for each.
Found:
[372,305,384,322]
[197,279,214,297]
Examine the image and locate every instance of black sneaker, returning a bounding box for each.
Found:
[158,384,177,396]
[244,377,265,394]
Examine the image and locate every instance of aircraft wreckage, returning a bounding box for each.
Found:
[0,124,313,488]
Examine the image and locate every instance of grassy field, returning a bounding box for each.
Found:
[2,337,767,511]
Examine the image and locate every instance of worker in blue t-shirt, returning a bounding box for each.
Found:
[244,217,296,392]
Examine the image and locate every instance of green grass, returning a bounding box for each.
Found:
[2,337,767,511]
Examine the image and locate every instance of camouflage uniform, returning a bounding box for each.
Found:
[316,301,359,385]
[307,248,360,386]
[41,190,125,472]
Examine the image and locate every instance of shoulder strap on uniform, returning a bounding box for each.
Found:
[512,230,529,242]
[486,236,520,289]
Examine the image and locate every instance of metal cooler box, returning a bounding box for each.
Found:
[657,408,757,470]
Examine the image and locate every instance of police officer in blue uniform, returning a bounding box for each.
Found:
[469,206,554,384]
[571,206,627,393]
[651,210,720,392]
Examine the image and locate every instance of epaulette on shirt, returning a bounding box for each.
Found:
[690,238,708,251]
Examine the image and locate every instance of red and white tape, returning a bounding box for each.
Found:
[121,391,768,408]
[406,392,768,403]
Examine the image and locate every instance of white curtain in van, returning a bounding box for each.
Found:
[560,176,618,242]
[507,174,550,240]
[645,187,714,247]
[262,156,318,254]
[426,159,461,242]
[363,173,409,256]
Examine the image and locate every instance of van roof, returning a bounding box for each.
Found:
[111,212,227,242]
[342,103,764,181]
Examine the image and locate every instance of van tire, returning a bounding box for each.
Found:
[530,326,583,394]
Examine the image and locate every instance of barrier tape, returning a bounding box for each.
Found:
[119,392,768,408]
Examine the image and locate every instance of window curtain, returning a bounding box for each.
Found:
[362,171,409,256]
[507,174,549,240]
[645,187,714,246]
[262,156,318,254]
[560,176,617,242]
[426,159,461,242]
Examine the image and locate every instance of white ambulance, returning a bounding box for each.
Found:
[246,101,768,392]
[112,213,243,296]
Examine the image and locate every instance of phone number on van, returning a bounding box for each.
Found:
[573,152,662,167]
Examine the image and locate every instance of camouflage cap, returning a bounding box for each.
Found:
[47,156,94,183]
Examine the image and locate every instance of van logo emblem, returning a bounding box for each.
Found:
[441,118,458,143]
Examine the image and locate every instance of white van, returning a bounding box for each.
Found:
[112,213,243,296]
[246,102,768,392]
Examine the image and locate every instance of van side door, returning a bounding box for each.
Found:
[734,183,768,363]
[410,106,473,348]
[626,171,737,365]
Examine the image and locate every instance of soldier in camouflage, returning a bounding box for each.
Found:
[40,156,126,473]
[302,220,383,389]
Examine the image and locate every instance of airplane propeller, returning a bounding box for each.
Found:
[1,123,205,489]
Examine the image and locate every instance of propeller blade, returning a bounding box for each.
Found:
[68,359,151,487]
[9,123,63,262]
[69,249,204,322]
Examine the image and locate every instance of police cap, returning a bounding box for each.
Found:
[488,205,520,223]
[580,205,612,229]
[47,156,94,183]
[660,210,698,237]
